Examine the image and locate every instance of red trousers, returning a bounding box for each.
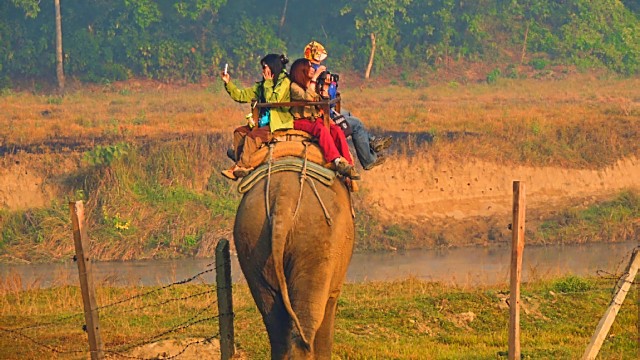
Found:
[294,117,354,165]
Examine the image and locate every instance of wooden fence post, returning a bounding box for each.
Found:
[582,248,640,360]
[216,239,235,360]
[70,201,104,360]
[509,181,526,360]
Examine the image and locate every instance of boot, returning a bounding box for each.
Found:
[363,153,386,170]
[226,148,236,161]
[370,136,392,153]
[335,158,361,180]
[232,165,254,178]
[221,166,237,180]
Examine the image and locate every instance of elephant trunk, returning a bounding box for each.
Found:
[271,203,311,350]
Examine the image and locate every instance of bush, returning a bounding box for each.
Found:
[486,68,501,84]
[530,58,548,70]
[552,276,593,293]
[83,143,130,167]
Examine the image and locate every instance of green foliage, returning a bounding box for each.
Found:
[46,96,63,105]
[1,0,639,81]
[551,276,593,293]
[486,68,501,84]
[530,58,548,70]
[10,0,40,18]
[537,191,640,243]
[83,143,130,167]
[0,203,68,252]
[101,209,132,233]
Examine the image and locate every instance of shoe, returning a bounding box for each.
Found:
[335,158,361,180]
[232,165,254,178]
[370,136,392,153]
[226,148,236,161]
[363,153,386,170]
[221,167,237,180]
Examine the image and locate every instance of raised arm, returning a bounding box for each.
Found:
[224,81,260,103]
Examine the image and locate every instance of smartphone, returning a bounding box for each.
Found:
[223,63,228,75]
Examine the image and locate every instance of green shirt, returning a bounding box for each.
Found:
[224,71,294,132]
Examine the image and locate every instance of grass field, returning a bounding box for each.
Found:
[0,275,637,359]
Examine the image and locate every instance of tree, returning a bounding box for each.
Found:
[10,0,40,17]
[341,0,410,77]
[55,0,65,92]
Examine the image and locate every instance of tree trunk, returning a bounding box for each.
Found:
[278,0,289,35]
[364,33,376,79]
[55,0,65,93]
[520,21,530,64]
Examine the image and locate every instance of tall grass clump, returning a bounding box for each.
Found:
[0,204,70,262]
[535,190,640,244]
[0,134,240,262]
[78,135,239,260]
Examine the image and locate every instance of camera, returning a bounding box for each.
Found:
[317,71,339,85]
[315,70,340,100]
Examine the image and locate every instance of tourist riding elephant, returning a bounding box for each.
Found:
[233,170,355,359]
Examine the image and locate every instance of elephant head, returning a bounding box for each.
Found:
[233,170,355,359]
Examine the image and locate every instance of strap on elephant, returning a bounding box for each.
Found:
[293,142,333,226]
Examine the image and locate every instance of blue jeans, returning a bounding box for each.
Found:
[341,110,378,170]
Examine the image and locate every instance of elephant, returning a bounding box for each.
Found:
[233,169,355,359]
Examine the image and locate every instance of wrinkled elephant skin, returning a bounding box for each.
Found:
[234,171,355,359]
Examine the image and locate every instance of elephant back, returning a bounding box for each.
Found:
[236,129,358,193]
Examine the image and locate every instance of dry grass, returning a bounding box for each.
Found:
[2,74,638,168]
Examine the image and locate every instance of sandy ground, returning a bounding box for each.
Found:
[122,338,246,359]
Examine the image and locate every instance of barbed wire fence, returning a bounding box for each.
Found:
[0,200,636,359]
[0,201,236,360]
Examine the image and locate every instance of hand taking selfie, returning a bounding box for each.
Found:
[221,72,230,84]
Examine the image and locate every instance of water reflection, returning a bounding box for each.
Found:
[1,242,637,289]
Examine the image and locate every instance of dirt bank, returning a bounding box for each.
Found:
[361,155,640,223]
[3,151,638,222]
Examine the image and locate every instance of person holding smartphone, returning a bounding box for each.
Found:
[220,54,293,180]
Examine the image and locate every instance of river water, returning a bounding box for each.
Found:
[1,242,637,289]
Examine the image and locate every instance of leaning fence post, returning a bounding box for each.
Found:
[216,239,235,360]
[582,247,640,360]
[509,181,526,360]
[70,201,104,360]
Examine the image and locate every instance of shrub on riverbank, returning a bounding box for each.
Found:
[0,276,636,359]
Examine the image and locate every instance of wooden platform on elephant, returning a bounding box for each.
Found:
[240,129,358,192]
[245,129,330,169]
